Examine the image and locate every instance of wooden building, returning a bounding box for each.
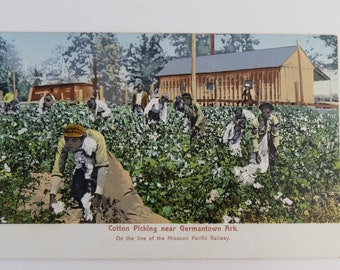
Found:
[156,45,330,107]
[28,82,104,103]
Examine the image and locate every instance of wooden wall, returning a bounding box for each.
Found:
[158,68,282,107]
[280,47,315,104]
[158,50,315,107]
[28,83,104,103]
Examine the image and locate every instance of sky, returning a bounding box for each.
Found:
[0,32,333,69]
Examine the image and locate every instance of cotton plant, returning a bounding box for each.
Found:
[274,191,294,207]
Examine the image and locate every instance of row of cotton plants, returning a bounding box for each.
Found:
[0,101,339,223]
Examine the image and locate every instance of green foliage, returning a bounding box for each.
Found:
[0,102,339,224]
[123,33,170,91]
[63,32,123,102]
[0,36,24,95]
[163,33,260,57]
[219,34,260,53]
[315,35,338,70]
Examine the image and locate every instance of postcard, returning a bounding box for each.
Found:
[0,1,339,266]
[0,30,339,260]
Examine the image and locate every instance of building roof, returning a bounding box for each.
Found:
[156,45,330,81]
[314,66,331,81]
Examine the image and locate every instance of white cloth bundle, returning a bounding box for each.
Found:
[233,133,269,185]
[221,123,242,156]
[81,192,94,221]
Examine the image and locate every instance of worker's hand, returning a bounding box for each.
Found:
[49,194,58,211]
[91,193,102,209]
[255,152,261,164]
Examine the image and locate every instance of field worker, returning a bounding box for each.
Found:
[144,93,169,124]
[240,81,256,106]
[131,79,148,114]
[173,95,185,113]
[3,92,19,115]
[232,102,279,184]
[221,107,255,156]
[87,97,111,121]
[174,84,186,113]
[37,93,55,115]
[251,102,279,172]
[49,124,170,224]
[182,92,206,141]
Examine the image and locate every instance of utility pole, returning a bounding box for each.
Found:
[296,40,304,104]
[92,57,99,99]
[191,33,197,101]
[210,34,215,55]
[13,72,17,98]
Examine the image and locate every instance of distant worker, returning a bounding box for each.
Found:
[144,93,169,124]
[232,102,279,184]
[251,102,279,176]
[87,97,111,121]
[38,93,55,115]
[131,79,148,114]
[174,84,186,113]
[240,80,256,106]
[182,92,206,141]
[3,92,19,115]
[221,107,255,156]
[173,95,185,113]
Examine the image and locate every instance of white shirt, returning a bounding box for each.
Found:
[37,94,55,115]
[135,92,143,105]
[144,97,167,123]
[90,99,111,120]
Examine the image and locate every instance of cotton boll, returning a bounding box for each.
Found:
[52,201,65,214]
[82,137,97,156]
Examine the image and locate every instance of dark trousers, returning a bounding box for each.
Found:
[147,111,160,123]
[268,135,278,178]
[70,169,96,206]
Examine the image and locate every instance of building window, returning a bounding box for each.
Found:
[206,82,214,91]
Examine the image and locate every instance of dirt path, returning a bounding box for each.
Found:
[26,173,82,224]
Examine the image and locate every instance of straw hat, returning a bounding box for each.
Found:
[63,124,85,138]
[4,93,14,103]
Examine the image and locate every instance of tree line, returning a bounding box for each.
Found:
[0,33,337,103]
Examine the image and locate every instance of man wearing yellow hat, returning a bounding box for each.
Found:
[50,124,170,223]
[3,92,20,114]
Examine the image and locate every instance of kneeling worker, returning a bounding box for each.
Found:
[49,124,170,223]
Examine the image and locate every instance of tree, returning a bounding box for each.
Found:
[314,35,338,70]
[123,33,170,93]
[219,34,259,53]
[63,33,123,102]
[25,67,43,86]
[0,37,12,94]
[0,36,28,100]
[164,33,210,57]
[164,33,259,57]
